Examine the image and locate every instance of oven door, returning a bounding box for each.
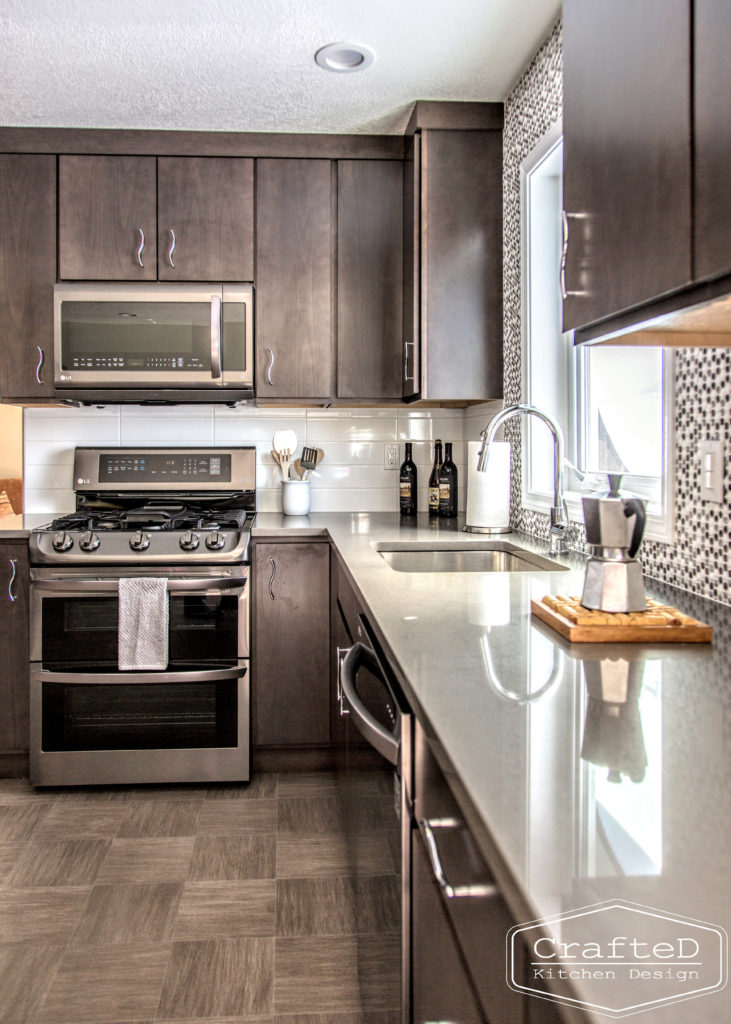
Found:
[29,568,250,786]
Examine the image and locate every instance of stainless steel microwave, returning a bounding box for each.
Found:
[54,283,254,401]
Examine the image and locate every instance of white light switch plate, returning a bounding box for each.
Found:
[699,439,724,503]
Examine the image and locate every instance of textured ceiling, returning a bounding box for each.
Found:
[0,0,561,135]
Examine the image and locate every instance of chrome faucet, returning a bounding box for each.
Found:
[476,403,570,555]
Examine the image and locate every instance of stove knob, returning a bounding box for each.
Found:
[52,531,74,552]
[179,531,200,551]
[206,531,226,551]
[79,530,100,552]
[130,530,150,552]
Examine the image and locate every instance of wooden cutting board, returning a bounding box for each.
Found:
[532,594,713,643]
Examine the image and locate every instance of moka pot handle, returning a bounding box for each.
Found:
[624,498,646,559]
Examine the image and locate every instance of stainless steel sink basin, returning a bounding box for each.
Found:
[374,541,568,573]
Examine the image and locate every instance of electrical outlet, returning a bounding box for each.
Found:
[699,439,723,503]
[384,443,400,470]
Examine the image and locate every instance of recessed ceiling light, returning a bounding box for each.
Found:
[314,42,376,73]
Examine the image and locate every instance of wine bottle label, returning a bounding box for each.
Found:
[439,482,450,500]
[400,482,412,498]
[428,486,439,510]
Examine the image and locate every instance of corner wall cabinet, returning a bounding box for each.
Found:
[404,105,504,401]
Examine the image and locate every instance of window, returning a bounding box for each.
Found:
[520,125,674,542]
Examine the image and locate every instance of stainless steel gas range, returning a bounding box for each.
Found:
[28,446,256,788]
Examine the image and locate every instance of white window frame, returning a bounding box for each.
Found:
[519,123,675,545]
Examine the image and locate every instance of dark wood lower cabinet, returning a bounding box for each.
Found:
[0,541,30,776]
[252,540,331,749]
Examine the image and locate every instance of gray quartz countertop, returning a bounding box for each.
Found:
[254,512,730,1023]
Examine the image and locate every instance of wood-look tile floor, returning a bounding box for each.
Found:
[0,773,400,1024]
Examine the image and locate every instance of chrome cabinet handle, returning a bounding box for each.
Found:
[560,210,587,299]
[210,295,222,379]
[421,818,498,899]
[8,559,17,603]
[35,346,45,385]
[266,347,274,386]
[167,227,176,268]
[404,340,415,383]
[136,227,145,269]
[268,556,276,600]
[336,645,351,715]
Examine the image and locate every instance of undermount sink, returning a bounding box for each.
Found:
[374,541,568,574]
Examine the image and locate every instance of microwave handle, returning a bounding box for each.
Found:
[211,295,222,379]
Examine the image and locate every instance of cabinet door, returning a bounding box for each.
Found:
[255,159,333,400]
[403,135,421,398]
[420,130,503,401]
[412,832,486,1024]
[157,157,254,281]
[0,154,56,399]
[0,542,30,760]
[337,160,403,399]
[59,155,157,280]
[694,0,731,281]
[253,542,331,747]
[562,0,692,331]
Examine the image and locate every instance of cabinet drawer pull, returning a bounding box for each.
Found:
[167,227,176,268]
[421,818,497,899]
[268,556,276,600]
[404,340,415,383]
[35,346,45,386]
[136,227,145,269]
[266,347,275,386]
[8,559,18,603]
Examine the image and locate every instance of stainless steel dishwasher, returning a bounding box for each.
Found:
[339,615,413,1024]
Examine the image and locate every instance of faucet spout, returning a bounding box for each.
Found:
[476,403,569,554]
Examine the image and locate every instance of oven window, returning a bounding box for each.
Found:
[41,592,240,666]
[41,680,238,751]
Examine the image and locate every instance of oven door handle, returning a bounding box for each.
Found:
[33,576,247,594]
[33,665,248,685]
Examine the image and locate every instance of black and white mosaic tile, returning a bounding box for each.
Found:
[503,20,731,606]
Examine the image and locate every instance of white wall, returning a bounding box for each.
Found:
[23,405,468,515]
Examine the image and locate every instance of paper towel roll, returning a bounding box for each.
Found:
[466,441,510,531]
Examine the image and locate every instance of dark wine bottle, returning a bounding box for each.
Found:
[428,439,443,517]
[399,442,417,516]
[438,441,458,518]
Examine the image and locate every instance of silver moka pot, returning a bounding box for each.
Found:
[581,474,647,612]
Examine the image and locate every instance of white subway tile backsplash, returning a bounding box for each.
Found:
[120,415,215,445]
[22,405,469,515]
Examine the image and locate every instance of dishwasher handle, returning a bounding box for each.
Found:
[340,641,400,766]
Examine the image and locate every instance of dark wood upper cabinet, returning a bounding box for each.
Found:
[0,154,57,399]
[410,126,503,402]
[562,0,693,332]
[694,0,731,282]
[337,160,403,400]
[255,159,333,401]
[59,155,158,280]
[253,540,331,748]
[157,157,254,281]
[0,541,30,773]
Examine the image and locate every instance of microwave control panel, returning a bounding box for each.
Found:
[67,354,206,370]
